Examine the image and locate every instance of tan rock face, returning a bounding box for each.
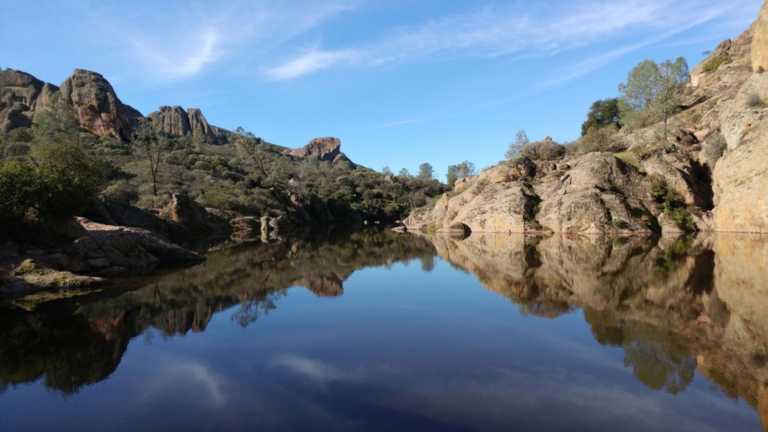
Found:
[287,137,343,162]
[148,106,226,144]
[713,73,768,232]
[59,69,142,140]
[753,0,768,72]
[406,153,659,235]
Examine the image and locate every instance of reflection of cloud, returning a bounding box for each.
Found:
[141,359,226,406]
[177,363,226,405]
[271,354,397,384]
[272,354,350,383]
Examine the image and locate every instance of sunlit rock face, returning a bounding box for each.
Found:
[752,0,768,73]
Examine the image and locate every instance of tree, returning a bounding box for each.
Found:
[398,168,411,178]
[581,98,622,136]
[447,161,476,188]
[418,162,434,180]
[619,58,689,138]
[382,166,393,176]
[505,130,530,160]
[132,122,166,197]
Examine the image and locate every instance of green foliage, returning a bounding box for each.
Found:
[505,130,530,160]
[702,54,731,73]
[447,161,476,188]
[619,58,689,136]
[518,137,566,160]
[0,142,107,225]
[418,162,434,180]
[649,175,695,232]
[571,125,621,154]
[581,98,622,136]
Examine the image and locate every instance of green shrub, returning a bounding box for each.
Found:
[702,54,731,73]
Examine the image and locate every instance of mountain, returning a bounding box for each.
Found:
[405,1,768,235]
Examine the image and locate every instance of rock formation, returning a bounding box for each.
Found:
[158,193,231,236]
[148,105,227,144]
[753,0,768,72]
[58,69,143,140]
[406,3,768,234]
[0,69,58,132]
[0,69,229,144]
[286,137,350,164]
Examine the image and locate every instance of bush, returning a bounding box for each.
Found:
[702,54,731,73]
[571,126,621,154]
[0,160,41,224]
[102,180,139,204]
[0,142,107,225]
[519,137,566,160]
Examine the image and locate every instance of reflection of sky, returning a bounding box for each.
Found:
[0,258,760,431]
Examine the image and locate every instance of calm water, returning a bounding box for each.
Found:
[1,231,767,431]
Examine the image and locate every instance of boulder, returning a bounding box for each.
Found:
[753,0,768,72]
[58,69,142,140]
[158,193,230,236]
[68,217,203,275]
[1,259,104,295]
[86,198,187,243]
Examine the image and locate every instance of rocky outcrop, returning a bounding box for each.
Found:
[0,69,58,132]
[406,152,664,235]
[58,69,142,140]
[286,137,348,163]
[1,259,104,297]
[148,105,227,144]
[713,74,768,232]
[158,193,230,237]
[1,69,230,144]
[67,217,203,275]
[85,198,187,243]
[753,0,768,72]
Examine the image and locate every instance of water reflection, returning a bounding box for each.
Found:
[429,233,768,427]
[1,230,767,430]
[0,231,437,394]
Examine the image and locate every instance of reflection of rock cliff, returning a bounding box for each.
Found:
[0,231,436,394]
[429,233,768,425]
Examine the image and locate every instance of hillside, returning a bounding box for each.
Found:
[0,68,446,234]
[405,2,768,236]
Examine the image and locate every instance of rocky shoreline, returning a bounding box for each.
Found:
[404,2,768,236]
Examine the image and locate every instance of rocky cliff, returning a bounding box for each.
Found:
[0,68,228,144]
[406,3,768,235]
[285,136,352,164]
[148,105,228,144]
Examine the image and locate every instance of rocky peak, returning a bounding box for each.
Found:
[0,69,58,132]
[753,0,768,72]
[59,69,142,140]
[287,137,343,162]
[148,105,226,144]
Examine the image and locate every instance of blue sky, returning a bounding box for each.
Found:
[0,0,761,179]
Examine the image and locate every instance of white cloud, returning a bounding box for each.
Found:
[80,0,360,82]
[264,48,360,80]
[265,0,754,80]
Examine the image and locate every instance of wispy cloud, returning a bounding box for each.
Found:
[80,0,359,82]
[264,48,360,80]
[265,0,752,80]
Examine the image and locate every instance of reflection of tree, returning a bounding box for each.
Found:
[584,308,695,394]
[622,323,695,395]
[0,230,437,394]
